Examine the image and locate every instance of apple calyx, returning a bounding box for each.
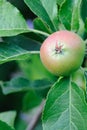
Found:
[55,42,63,54]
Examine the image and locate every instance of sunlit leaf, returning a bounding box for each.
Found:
[0,111,16,127]
[24,0,58,32]
[59,0,82,32]
[0,76,53,95]
[42,77,87,130]
[0,120,15,130]
[0,0,29,36]
[0,42,30,64]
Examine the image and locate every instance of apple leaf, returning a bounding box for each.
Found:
[57,0,65,6]
[84,69,87,100]
[0,111,16,128]
[0,0,29,36]
[81,0,87,22]
[85,18,87,32]
[59,0,82,32]
[0,0,50,37]
[3,34,41,51]
[0,120,15,130]
[24,0,58,32]
[33,18,52,34]
[22,90,42,111]
[77,18,85,37]
[0,42,31,64]
[18,55,56,81]
[42,77,87,130]
[0,76,53,95]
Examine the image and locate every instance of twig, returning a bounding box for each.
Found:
[26,100,45,130]
[30,29,50,37]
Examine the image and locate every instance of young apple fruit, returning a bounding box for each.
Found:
[71,68,86,90]
[40,30,85,76]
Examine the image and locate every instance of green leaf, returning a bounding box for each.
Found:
[77,18,85,37]
[24,0,58,32]
[33,18,52,34]
[0,76,53,95]
[23,32,46,43]
[0,0,50,37]
[84,68,87,100]
[18,55,56,81]
[0,120,15,130]
[85,19,87,32]
[0,42,31,64]
[3,34,41,51]
[42,77,87,130]
[15,118,27,130]
[0,0,29,36]
[0,111,16,127]
[22,90,42,111]
[81,0,87,22]
[59,0,82,31]
[57,0,65,6]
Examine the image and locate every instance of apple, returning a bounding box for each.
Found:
[40,30,85,76]
[71,68,86,90]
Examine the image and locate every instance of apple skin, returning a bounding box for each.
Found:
[40,30,85,76]
[71,68,86,90]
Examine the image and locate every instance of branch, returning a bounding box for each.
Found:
[30,29,50,37]
[26,100,45,130]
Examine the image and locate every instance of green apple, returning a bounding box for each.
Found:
[71,68,86,90]
[40,30,85,76]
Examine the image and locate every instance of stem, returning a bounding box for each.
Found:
[28,51,40,54]
[29,29,50,37]
[26,100,45,130]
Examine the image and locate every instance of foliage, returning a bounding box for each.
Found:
[0,0,87,130]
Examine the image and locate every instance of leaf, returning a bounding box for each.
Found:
[85,18,87,32]
[57,0,66,6]
[24,0,58,32]
[77,18,85,37]
[0,120,15,130]
[0,111,16,127]
[42,77,87,130]
[18,55,56,81]
[3,34,41,51]
[59,0,82,32]
[0,0,29,36]
[84,68,87,100]
[0,0,50,37]
[22,90,42,111]
[81,0,87,22]
[0,76,53,95]
[33,18,52,34]
[15,117,27,130]
[23,32,46,43]
[0,42,31,64]
[15,118,27,130]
